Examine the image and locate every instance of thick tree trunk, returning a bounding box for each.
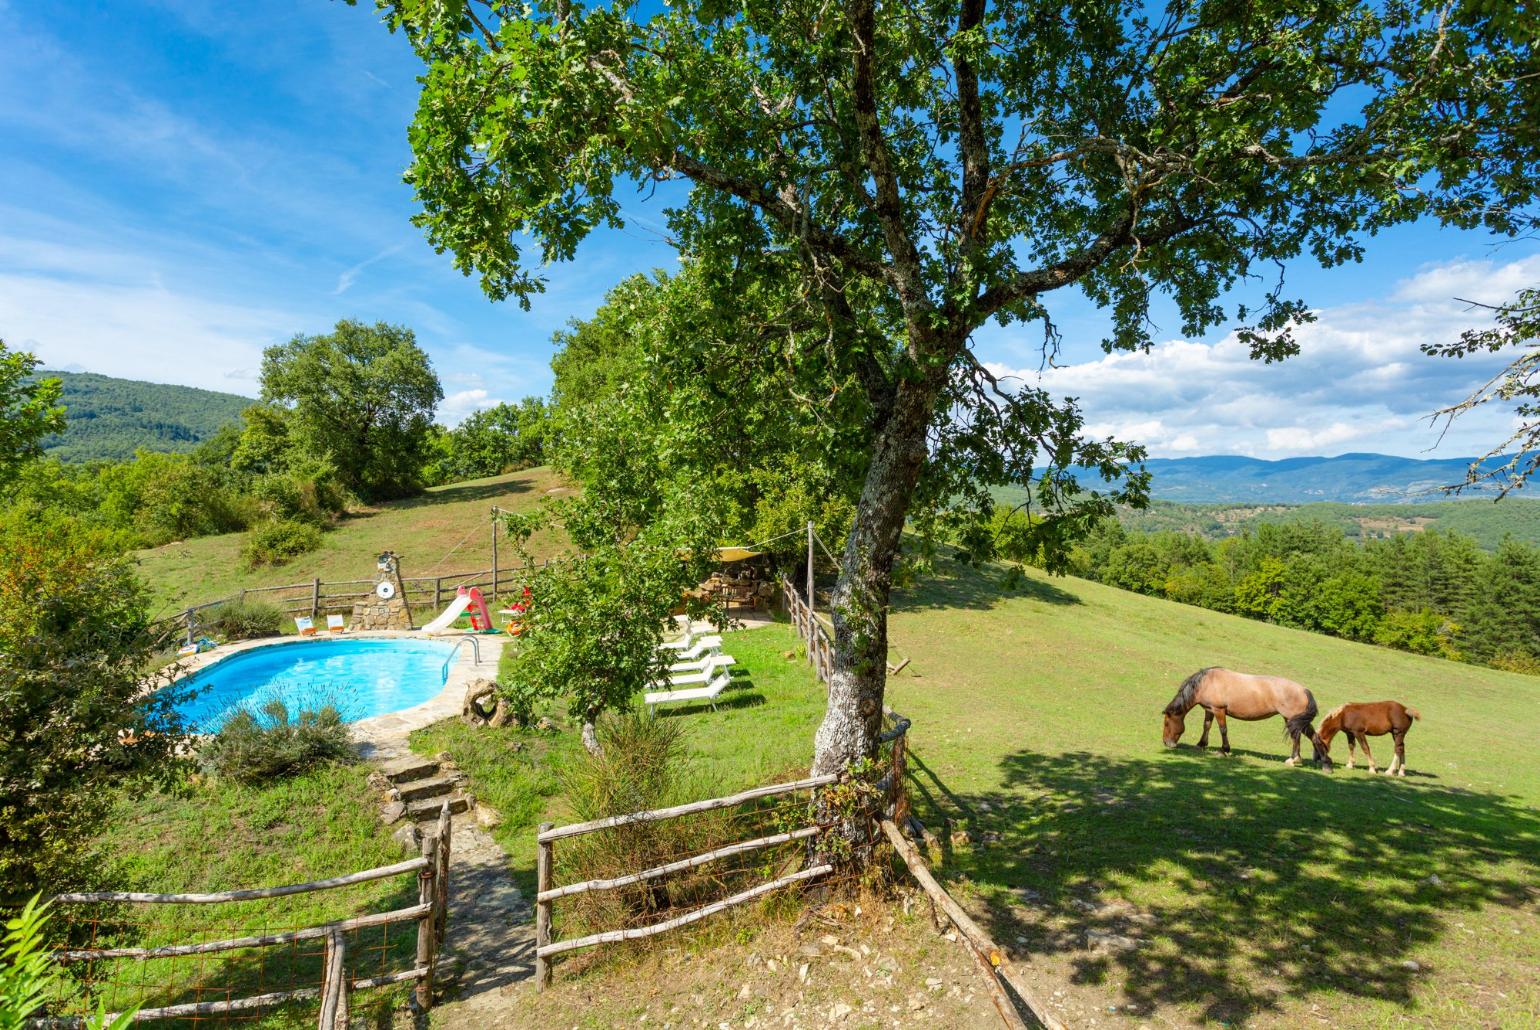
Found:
[811,374,938,777]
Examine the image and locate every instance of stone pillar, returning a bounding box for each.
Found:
[353,551,415,630]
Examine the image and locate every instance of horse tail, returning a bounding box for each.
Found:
[1284,690,1319,741]
[1404,705,1421,721]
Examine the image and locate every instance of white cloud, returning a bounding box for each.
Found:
[983,255,1540,459]
[334,244,406,295]
[438,388,508,426]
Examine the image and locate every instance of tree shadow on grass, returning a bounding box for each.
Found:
[893,564,1080,614]
[924,747,1540,1026]
[401,476,538,509]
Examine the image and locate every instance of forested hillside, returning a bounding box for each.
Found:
[36,370,252,461]
[1117,498,1540,550]
[1139,453,1514,502]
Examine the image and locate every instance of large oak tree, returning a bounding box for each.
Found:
[374,0,1537,775]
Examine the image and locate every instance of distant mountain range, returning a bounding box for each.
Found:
[35,370,254,463]
[23,371,1528,505]
[1139,453,1518,503]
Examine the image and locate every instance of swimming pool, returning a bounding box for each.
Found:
[173,638,459,732]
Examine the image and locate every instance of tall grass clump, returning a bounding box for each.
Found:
[202,598,284,641]
[555,712,724,935]
[200,700,353,785]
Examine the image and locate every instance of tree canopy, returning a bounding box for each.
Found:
[0,342,66,492]
[379,0,1540,774]
[260,320,443,501]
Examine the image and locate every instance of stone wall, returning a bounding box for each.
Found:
[353,597,413,630]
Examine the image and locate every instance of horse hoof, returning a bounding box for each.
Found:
[1283,757,1297,766]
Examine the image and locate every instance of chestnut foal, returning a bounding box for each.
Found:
[1317,701,1421,776]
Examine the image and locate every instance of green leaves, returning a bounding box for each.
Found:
[0,342,66,494]
[260,320,444,501]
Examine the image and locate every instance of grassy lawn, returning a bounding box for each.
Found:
[408,621,828,896]
[884,561,1540,1029]
[133,467,572,612]
[68,762,419,1027]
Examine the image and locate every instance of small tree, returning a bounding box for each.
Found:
[0,342,66,492]
[0,510,190,901]
[436,398,549,482]
[260,320,444,501]
[501,499,722,753]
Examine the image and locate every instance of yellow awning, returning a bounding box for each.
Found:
[714,546,762,563]
[676,546,764,562]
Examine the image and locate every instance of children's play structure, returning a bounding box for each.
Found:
[422,585,494,634]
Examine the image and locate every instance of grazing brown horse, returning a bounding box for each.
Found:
[1162,667,1331,768]
[1318,701,1421,776]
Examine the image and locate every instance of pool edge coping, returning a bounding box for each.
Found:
[163,630,506,753]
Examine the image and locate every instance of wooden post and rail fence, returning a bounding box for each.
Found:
[776,575,1064,1029]
[40,805,453,1028]
[157,562,550,644]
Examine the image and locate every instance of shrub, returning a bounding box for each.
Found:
[555,712,720,933]
[199,700,353,785]
[240,518,322,569]
[1488,649,1540,676]
[0,510,190,901]
[203,598,284,641]
[248,460,350,527]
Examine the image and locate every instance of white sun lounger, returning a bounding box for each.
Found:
[656,654,735,688]
[668,652,737,677]
[645,671,732,715]
[658,628,697,652]
[665,635,722,664]
[326,613,347,633]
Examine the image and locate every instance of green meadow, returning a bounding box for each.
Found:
[883,562,1540,1028]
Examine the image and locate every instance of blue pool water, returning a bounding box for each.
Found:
[173,638,458,732]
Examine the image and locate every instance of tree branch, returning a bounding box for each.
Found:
[971,210,1201,323]
[849,0,934,330]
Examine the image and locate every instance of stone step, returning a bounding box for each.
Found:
[379,757,439,785]
[408,793,470,822]
[396,774,462,803]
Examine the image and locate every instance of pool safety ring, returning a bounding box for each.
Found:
[376,580,397,600]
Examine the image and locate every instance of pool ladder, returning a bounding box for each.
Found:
[441,634,482,682]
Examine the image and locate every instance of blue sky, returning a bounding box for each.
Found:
[2,0,1536,458]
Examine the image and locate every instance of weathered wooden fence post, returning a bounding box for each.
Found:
[806,521,815,620]
[434,576,444,610]
[319,928,347,1030]
[535,822,554,989]
[435,802,451,946]
[416,834,439,1011]
[311,578,321,619]
[891,730,909,828]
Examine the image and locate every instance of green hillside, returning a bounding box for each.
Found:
[883,561,1540,1028]
[134,467,572,611]
[36,370,253,462]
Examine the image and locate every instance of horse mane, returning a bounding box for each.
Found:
[1164,668,1213,714]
